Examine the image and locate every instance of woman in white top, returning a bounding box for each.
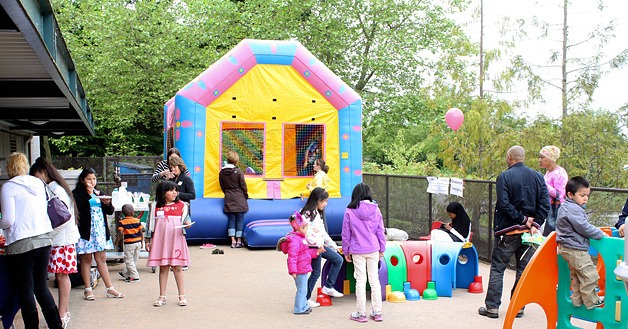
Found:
[30,157,80,328]
[0,153,63,329]
[301,187,344,308]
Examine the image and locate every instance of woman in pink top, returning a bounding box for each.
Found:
[539,145,568,235]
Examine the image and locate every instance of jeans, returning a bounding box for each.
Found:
[122,241,141,279]
[352,251,382,314]
[484,234,533,310]
[306,246,343,300]
[7,246,62,329]
[227,212,244,237]
[293,273,309,314]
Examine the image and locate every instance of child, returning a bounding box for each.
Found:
[303,187,344,307]
[342,183,386,322]
[116,204,143,282]
[305,158,330,192]
[556,176,606,310]
[146,181,192,307]
[285,212,319,314]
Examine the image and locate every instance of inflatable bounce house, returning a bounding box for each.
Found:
[163,39,362,246]
[504,231,627,329]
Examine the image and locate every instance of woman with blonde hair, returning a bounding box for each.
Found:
[0,153,63,328]
[539,145,568,235]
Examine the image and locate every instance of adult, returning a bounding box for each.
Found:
[151,147,189,183]
[430,202,471,242]
[0,152,63,329]
[539,145,568,236]
[302,187,344,308]
[73,167,124,301]
[219,151,249,248]
[615,197,628,237]
[168,155,195,204]
[29,157,80,328]
[478,146,550,319]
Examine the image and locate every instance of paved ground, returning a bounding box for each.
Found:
[13,245,598,329]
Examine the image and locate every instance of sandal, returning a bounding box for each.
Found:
[83,288,95,301]
[154,295,167,307]
[178,295,187,307]
[105,286,124,298]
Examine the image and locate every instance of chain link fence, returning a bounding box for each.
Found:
[363,173,628,263]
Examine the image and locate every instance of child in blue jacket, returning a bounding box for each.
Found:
[342,183,386,323]
[285,212,319,314]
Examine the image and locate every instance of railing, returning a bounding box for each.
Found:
[363,173,628,263]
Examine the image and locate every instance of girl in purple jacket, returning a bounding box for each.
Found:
[342,183,386,323]
[286,212,319,315]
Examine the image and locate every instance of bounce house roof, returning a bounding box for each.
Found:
[175,39,360,111]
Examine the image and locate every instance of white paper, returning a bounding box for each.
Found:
[427,177,450,195]
[436,177,450,195]
[450,177,464,197]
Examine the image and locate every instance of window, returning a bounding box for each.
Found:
[283,123,324,177]
[221,122,264,175]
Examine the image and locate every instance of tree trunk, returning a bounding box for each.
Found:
[561,0,568,117]
[42,136,52,160]
[479,0,484,99]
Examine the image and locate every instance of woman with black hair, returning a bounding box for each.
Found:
[302,187,344,308]
[430,201,471,242]
[73,167,124,301]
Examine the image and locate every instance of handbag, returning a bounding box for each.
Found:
[42,181,72,228]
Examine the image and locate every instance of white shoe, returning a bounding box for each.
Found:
[322,286,344,297]
[308,300,320,308]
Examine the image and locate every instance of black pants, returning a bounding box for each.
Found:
[7,245,62,329]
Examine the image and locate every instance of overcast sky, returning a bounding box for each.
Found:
[462,0,628,119]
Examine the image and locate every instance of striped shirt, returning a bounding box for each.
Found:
[117,216,143,244]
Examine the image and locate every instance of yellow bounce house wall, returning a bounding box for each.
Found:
[203,64,340,199]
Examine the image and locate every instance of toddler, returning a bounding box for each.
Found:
[116,204,143,282]
[285,212,319,314]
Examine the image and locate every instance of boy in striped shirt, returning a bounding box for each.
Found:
[116,204,144,282]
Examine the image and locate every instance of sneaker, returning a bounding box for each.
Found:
[307,300,320,308]
[182,266,189,271]
[117,272,128,280]
[200,243,216,249]
[322,286,344,297]
[125,277,140,283]
[586,299,604,310]
[295,308,312,315]
[478,307,499,319]
[370,311,383,322]
[350,312,368,323]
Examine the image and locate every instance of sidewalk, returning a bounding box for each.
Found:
[16,246,594,328]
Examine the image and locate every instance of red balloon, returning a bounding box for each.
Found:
[445,108,464,131]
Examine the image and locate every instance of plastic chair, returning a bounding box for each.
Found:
[418,221,443,241]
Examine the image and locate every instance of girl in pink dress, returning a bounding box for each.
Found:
[146,181,191,307]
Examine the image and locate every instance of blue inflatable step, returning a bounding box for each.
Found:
[243,219,292,248]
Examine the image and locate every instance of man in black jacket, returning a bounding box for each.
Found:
[479,145,550,319]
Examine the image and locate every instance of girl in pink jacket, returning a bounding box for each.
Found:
[286,212,319,314]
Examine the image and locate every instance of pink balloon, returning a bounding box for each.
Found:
[445,108,464,131]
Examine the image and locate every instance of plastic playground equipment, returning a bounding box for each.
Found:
[163,39,362,245]
[504,231,627,329]
[319,240,480,303]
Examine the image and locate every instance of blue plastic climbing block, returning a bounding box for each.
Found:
[431,242,463,297]
[456,245,479,289]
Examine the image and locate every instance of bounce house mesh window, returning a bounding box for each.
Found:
[221,122,264,175]
[283,123,325,177]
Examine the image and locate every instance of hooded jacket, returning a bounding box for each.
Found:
[286,231,317,275]
[219,164,249,213]
[341,201,386,255]
[0,175,52,245]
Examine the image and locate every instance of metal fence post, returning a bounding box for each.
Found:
[428,192,433,234]
[488,182,493,260]
[385,175,390,227]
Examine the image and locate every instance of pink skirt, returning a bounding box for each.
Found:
[146,215,190,267]
[48,245,78,274]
